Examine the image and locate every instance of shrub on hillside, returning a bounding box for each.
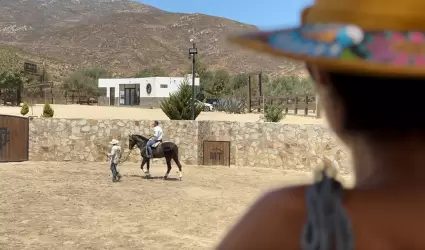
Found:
[160,78,203,120]
[42,103,54,118]
[20,102,29,116]
[263,104,285,122]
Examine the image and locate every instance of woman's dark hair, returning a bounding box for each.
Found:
[326,71,425,137]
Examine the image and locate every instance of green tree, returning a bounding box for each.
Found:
[62,67,111,98]
[203,69,230,97]
[265,76,313,97]
[42,103,54,118]
[229,73,248,91]
[134,67,166,77]
[0,71,24,89]
[160,78,204,120]
[20,102,29,116]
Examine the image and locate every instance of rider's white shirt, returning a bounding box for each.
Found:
[153,126,163,140]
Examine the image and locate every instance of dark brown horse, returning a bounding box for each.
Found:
[128,134,183,180]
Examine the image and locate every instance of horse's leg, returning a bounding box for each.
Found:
[172,153,183,181]
[140,157,150,178]
[164,157,172,180]
[146,159,151,178]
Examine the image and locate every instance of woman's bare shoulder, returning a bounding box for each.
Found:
[216,185,308,250]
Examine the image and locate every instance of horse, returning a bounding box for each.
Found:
[128,134,183,180]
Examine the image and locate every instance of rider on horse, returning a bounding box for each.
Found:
[146,120,163,158]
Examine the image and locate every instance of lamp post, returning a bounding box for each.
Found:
[189,39,198,120]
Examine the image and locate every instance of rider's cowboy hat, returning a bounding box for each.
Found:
[228,0,425,77]
[109,139,119,145]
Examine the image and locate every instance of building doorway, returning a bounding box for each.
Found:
[124,88,139,105]
[109,87,115,106]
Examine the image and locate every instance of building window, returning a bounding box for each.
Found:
[160,84,168,88]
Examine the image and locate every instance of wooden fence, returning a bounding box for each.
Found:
[250,95,317,116]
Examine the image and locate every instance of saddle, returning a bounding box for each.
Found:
[152,140,163,148]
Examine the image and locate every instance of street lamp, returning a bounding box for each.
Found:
[188,39,198,120]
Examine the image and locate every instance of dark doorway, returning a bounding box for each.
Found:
[109,87,115,106]
[124,88,139,105]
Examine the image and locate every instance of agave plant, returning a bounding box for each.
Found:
[225,98,245,114]
[215,99,228,112]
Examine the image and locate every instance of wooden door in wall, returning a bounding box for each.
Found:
[203,141,230,166]
[0,115,29,162]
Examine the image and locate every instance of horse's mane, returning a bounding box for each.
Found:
[131,134,149,142]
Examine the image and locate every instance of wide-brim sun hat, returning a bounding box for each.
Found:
[110,139,119,145]
[228,0,425,77]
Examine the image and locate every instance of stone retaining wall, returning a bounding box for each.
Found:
[29,118,351,174]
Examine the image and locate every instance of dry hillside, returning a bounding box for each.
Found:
[0,0,305,81]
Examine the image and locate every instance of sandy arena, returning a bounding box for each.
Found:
[0,162,318,250]
[0,104,329,249]
[0,104,324,124]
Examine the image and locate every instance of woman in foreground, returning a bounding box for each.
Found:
[217,0,425,249]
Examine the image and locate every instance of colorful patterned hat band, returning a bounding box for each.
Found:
[267,24,425,66]
[229,22,425,76]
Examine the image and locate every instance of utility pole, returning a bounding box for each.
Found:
[189,39,198,120]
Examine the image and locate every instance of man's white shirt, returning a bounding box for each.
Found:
[153,126,163,140]
[109,145,121,164]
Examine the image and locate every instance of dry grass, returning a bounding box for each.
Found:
[0,104,324,124]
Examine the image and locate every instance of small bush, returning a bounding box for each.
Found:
[20,102,29,116]
[215,98,245,114]
[42,103,54,118]
[263,104,285,122]
[215,99,227,112]
[160,78,203,120]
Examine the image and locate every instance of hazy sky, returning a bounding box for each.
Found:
[137,0,313,29]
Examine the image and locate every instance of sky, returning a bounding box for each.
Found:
[137,0,313,29]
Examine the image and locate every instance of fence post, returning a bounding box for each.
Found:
[316,93,321,118]
[247,75,252,113]
[294,96,298,115]
[285,97,289,114]
[257,72,262,112]
[304,95,309,116]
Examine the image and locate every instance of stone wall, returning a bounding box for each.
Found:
[29,118,351,174]
[29,119,198,165]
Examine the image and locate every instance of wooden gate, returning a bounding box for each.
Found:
[203,141,230,166]
[0,115,29,162]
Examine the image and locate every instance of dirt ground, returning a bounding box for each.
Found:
[0,104,324,124]
[0,162,334,250]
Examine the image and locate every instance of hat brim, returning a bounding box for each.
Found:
[228,24,425,77]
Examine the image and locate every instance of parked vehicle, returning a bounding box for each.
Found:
[195,100,214,111]
[205,98,220,106]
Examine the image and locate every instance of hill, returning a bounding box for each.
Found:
[0,0,305,81]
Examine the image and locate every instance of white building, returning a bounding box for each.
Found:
[98,75,200,106]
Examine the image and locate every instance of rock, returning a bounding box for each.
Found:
[81,126,90,132]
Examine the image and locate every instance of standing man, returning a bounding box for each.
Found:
[146,120,163,158]
[107,138,122,182]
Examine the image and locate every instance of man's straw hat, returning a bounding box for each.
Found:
[110,139,119,145]
[228,0,425,77]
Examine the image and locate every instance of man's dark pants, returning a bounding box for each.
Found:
[146,139,158,157]
[110,162,120,181]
